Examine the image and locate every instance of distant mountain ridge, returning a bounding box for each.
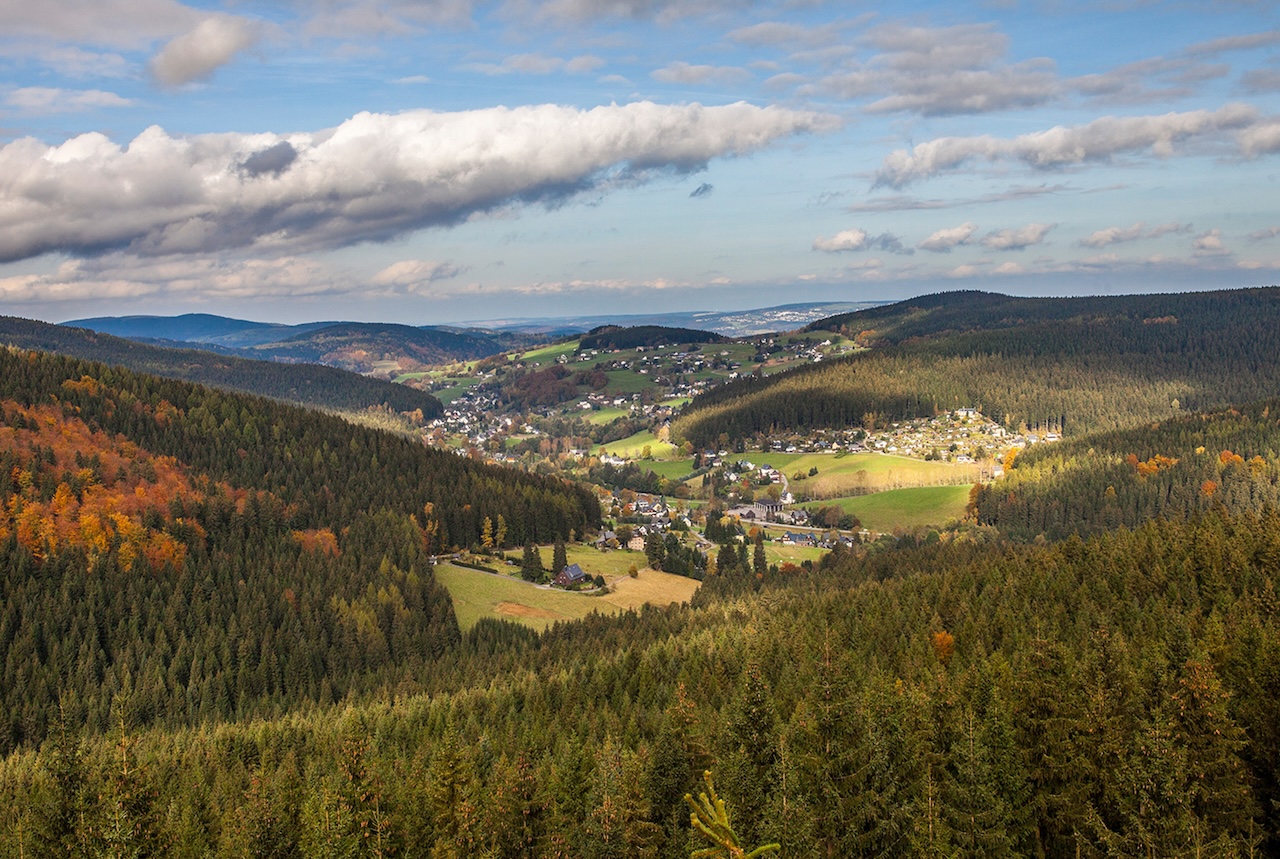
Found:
[66,315,543,375]
[455,300,885,337]
[0,316,442,416]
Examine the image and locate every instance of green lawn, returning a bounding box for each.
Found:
[809,484,973,532]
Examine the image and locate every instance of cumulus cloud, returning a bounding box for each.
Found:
[1248,226,1280,242]
[917,222,978,252]
[372,259,464,289]
[810,23,1059,116]
[689,182,713,198]
[813,228,908,254]
[1240,120,1280,156]
[4,87,133,114]
[980,222,1054,250]
[1079,221,1191,247]
[813,228,869,252]
[1080,222,1146,247]
[875,103,1260,187]
[150,16,263,86]
[651,62,751,86]
[0,101,832,263]
[1193,228,1230,257]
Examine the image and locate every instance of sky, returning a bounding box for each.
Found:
[1,0,1279,326]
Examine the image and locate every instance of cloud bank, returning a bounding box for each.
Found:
[0,101,831,264]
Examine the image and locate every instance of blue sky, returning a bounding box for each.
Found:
[2,0,1278,325]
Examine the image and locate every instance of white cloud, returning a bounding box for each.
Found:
[0,0,202,48]
[917,222,978,252]
[1240,120,1280,156]
[1248,226,1280,242]
[7,45,131,79]
[466,53,603,76]
[651,62,751,86]
[372,259,465,289]
[1193,228,1230,257]
[980,222,1054,250]
[811,23,1059,116]
[813,229,869,252]
[4,87,133,114]
[393,75,431,84]
[0,254,351,304]
[726,20,848,49]
[0,101,833,263]
[1186,29,1280,56]
[1242,68,1280,94]
[875,103,1260,187]
[1079,222,1146,248]
[526,0,746,25]
[149,16,263,86]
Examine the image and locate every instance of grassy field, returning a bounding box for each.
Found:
[809,484,973,532]
[641,458,697,480]
[584,406,633,425]
[593,429,678,459]
[519,341,580,363]
[435,560,699,631]
[767,452,980,497]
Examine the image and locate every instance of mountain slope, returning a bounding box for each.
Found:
[0,316,442,416]
[672,286,1280,445]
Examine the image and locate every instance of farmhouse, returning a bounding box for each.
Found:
[553,563,589,588]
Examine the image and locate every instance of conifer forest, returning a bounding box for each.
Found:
[3,289,1280,858]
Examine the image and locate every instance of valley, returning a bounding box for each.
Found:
[2,287,1279,858]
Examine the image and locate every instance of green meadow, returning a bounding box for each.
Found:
[809,484,973,532]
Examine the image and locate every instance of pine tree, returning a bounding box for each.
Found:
[553,537,568,576]
[521,543,543,582]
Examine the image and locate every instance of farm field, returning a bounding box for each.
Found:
[777,452,980,497]
[593,429,678,459]
[810,484,973,532]
[518,340,580,363]
[584,406,632,425]
[641,458,697,479]
[434,561,698,631]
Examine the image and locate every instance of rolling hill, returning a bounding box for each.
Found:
[0,316,443,416]
[672,286,1280,446]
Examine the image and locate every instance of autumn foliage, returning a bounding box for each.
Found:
[0,399,214,571]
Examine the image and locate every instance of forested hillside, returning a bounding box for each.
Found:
[577,325,727,351]
[673,286,1280,445]
[0,347,599,750]
[241,322,536,372]
[1,513,1275,857]
[970,398,1280,541]
[0,317,442,416]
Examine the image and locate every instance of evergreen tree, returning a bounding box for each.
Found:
[552,537,568,577]
[521,543,544,582]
